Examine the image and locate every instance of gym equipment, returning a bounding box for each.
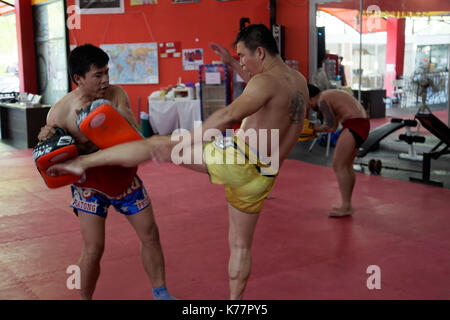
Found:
[398,119,425,161]
[368,159,381,175]
[409,112,450,187]
[77,99,144,149]
[32,128,81,188]
[355,158,422,175]
[308,132,332,157]
[298,119,317,142]
[357,159,382,175]
[358,112,449,186]
[357,118,405,158]
[74,99,143,196]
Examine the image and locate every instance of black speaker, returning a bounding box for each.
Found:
[317,26,326,68]
[239,17,250,30]
[272,24,285,61]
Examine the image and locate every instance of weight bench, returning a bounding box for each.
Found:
[409,112,450,187]
[357,118,406,158]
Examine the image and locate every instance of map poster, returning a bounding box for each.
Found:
[182,48,203,71]
[100,43,159,84]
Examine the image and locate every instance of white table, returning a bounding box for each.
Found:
[148,99,201,135]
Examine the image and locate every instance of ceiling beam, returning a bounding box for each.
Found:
[0,1,14,7]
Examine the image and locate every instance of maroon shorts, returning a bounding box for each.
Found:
[342,118,370,148]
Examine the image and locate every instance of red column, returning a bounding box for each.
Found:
[384,18,405,98]
[15,0,37,94]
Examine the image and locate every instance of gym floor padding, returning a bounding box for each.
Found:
[1,148,449,299]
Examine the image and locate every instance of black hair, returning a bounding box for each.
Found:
[308,84,321,98]
[68,44,109,85]
[233,24,279,56]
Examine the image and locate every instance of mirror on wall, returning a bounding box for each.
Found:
[312,0,448,119]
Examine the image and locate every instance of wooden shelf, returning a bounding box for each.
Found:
[0,103,51,149]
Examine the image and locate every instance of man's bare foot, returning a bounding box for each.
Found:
[332,203,341,210]
[332,203,351,210]
[46,158,85,177]
[329,206,354,217]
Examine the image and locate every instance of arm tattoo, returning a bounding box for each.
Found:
[318,100,335,128]
[289,91,306,123]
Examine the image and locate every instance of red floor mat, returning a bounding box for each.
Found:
[1,149,450,299]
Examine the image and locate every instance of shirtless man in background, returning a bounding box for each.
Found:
[307,85,370,217]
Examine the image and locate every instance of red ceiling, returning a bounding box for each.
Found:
[318,0,450,33]
[319,8,388,33]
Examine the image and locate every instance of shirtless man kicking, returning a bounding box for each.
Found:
[307,84,370,217]
[48,25,308,300]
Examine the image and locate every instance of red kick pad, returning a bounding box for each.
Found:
[75,100,143,196]
[74,165,138,197]
[33,134,81,188]
[77,101,144,149]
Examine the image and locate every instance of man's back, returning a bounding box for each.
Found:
[241,63,308,163]
[320,89,367,123]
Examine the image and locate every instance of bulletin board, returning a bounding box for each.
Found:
[159,42,182,58]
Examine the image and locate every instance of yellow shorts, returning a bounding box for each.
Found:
[203,136,277,214]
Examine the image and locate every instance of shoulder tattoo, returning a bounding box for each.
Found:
[289,91,306,123]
